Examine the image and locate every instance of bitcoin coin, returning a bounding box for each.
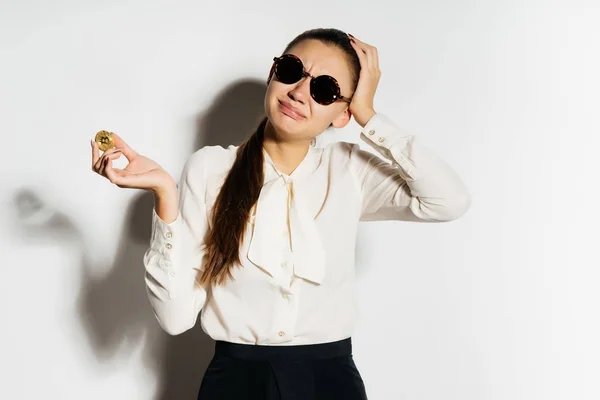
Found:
[94,130,115,151]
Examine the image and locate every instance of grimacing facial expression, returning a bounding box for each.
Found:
[264,39,354,142]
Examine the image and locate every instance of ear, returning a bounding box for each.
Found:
[330,107,352,129]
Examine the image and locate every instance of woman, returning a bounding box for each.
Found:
[91,28,470,400]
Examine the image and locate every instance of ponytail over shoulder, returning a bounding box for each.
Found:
[197,117,268,287]
[197,28,359,288]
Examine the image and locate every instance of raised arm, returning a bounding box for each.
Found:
[341,35,470,223]
[349,113,471,222]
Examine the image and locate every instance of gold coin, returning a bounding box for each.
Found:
[94,130,115,152]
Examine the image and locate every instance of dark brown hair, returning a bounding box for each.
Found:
[197,28,361,287]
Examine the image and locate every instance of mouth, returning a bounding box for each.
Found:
[278,100,306,120]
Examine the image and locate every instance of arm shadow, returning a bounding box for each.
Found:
[13,78,267,400]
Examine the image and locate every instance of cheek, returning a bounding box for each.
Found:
[311,104,348,132]
[264,84,279,116]
[312,104,337,123]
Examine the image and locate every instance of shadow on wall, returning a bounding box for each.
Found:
[12,78,267,400]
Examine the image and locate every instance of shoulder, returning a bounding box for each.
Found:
[319,140,386,180]
[181,144,238,184]
[319,140,362,164]
[186,144,237,167]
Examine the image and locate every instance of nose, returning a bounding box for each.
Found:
[287,75,311,104]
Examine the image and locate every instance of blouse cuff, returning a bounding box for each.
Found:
[149,207,182,265]
[359,113,420,181]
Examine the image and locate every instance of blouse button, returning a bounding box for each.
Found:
[278,331,286,337]
[165,243,172,250]
[368,129,375,135]
[165,231,172,238]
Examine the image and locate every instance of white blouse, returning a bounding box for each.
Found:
[143,113,471,345]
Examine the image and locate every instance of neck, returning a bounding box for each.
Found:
[263,119,312,176]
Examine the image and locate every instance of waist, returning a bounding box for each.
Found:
[214,337,353,361]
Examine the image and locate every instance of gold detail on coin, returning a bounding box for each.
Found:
[95,130,115,151]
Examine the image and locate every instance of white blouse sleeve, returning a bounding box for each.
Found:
[142,150,209,335]
[349,113,471,222]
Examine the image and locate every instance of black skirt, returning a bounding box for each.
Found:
[197,337,368,400]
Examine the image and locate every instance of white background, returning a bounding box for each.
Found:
[1,0,598,399]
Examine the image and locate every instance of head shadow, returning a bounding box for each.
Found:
[193,78,267,149]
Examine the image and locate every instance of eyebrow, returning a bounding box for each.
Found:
[290,53,336,77]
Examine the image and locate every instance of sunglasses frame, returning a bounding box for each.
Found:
[271,54,352,106]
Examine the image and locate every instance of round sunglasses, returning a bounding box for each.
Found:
[271,54,352,106]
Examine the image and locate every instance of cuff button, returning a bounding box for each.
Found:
[368,129,375,135]
[378,137,385,143]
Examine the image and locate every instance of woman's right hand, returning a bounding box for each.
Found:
[91,133,175,194]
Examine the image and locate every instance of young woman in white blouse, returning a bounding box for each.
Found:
[91,28,470,400]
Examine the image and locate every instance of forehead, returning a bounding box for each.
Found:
[287,39,353,92]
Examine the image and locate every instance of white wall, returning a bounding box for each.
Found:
[1,0,598,399]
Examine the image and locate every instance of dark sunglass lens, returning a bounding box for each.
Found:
[276,56,303,84]
[311,76,339,105]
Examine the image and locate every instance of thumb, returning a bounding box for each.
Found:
[105,163,132,188]
[111,133,138,161]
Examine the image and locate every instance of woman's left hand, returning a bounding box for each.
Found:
[348,34,381,127]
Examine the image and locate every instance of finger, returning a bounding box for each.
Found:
[349,37,370,63]
[98,156,110,176]
[348,35,378,70]
[93,152,106,172]
[348,34,371,51]
[96,151,121,175]
[105,163,131,187]
[362,46,375,71]
[91,140,100,169]
[105,150,123,160]
[110,133,138,161]
[93,149,121,172]
[104,160,119,184]
[372,46,379,70]
[357,41,376,70]
[350,39,368,70]
[103,148,123,157]
[366,46,379,70]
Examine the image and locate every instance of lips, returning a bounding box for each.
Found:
[278,100,306,120]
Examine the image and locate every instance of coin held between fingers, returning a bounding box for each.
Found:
[95,130,115,152]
